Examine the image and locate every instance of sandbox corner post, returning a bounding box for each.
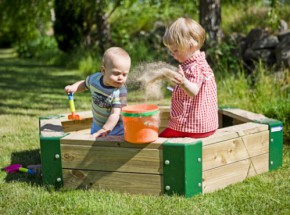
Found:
[256,119,283,171]
[40,135,64,188]
[162,140,202,198]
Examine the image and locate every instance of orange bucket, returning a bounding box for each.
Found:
[121,104,159,144]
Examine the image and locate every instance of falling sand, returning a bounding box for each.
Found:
[132,62,181,101]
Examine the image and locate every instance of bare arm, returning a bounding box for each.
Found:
[92,107,122,138]
[64,80,87,94]
[172,65,199,97]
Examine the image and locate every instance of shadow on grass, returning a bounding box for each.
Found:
[0,58,88,116]
[4,149,42,186]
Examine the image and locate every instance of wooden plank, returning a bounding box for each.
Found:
[159,119,267,146]
[202,129,239,146]
[159,119,168,127]
[218,111,223,128]
[61,111,93,120]
[220,122,268,137]
[158,108,169,133]
[70,128,91,135]
[203,137,248,171]
[158,106,170,113]
[61,144,163,174]
[40,111,92,136]
[203,130,269,171]
[60,111,92,132]
[161,129,239,145]
[232,118,245,126]
[39,117,65,137]
[159,126,167,134]
[158,106,170,121]
[158,107,169,132]
[247,153,269,177]
[221,108,269,123]
[241,130,269,157]
[159,112,170,120]
[60,133,166,149]
[61,117,93,132]
[62,169,162,195]
[203,153,269,193]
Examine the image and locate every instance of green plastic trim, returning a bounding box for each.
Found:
[255,118,283,171]
[121,110,159,117]
[163,140,202,197]
[40,135,67,188]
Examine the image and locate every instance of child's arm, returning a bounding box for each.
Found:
[173,66,199,97]
[64,80,87,94]
[92,107,121,138]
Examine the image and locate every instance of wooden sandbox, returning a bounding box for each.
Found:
[39,106,283,197]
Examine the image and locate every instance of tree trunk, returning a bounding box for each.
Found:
[95,0,122,53]
[199,0,222,45]
[95,4,112,54]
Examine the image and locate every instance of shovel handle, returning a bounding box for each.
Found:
[68,93,76,113]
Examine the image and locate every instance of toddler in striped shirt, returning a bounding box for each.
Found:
[64,47,131,138]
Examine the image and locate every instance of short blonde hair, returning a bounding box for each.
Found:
[163,17,206,51]
[103,47,131,67]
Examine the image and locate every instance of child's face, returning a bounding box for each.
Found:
[102,57,131,88]
[168,45,194,63]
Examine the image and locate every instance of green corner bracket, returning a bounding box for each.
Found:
[163,140,202,197]
[256,119,283,171]
[40,135,65,188]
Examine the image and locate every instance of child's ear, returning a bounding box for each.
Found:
[101,65,105,74]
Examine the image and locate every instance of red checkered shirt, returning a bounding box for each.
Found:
[168,51,218,133]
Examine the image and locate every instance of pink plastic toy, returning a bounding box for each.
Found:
[2,164,36,175]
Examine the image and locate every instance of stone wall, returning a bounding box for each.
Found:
[237,23,290,70]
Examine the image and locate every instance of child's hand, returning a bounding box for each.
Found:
[172,65,186,85]
[91,129,110,139]
[64,85,77,94]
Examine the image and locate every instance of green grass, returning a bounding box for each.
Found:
[0,58,289,214]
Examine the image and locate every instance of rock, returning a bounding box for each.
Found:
[245,28,269,48]
[244,48,276,66]
[252,35,279,49]
[279,19,288,32]
[275,36,290,68]
[239,27,290,70]
[278,30,290,42]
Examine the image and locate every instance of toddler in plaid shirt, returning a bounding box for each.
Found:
[159,17,218,138]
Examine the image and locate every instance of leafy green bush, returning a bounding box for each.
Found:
[217,61,290,141]
[78,54,102,76]
[222,0,290,34]
[206,39,243,74]
[17,36,59,58]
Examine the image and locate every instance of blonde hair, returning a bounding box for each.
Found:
[103,47,131,67]
[163,17,206,51]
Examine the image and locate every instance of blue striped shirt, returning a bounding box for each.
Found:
[85,72,127,127]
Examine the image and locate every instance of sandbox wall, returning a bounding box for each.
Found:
[39,107,283,197]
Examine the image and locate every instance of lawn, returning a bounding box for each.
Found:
[0,58,289,214]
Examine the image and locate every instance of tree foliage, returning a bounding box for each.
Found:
[0,0,288,57]
[0,0,50,47]
[53,0,127,53]
[53,0,97,52]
